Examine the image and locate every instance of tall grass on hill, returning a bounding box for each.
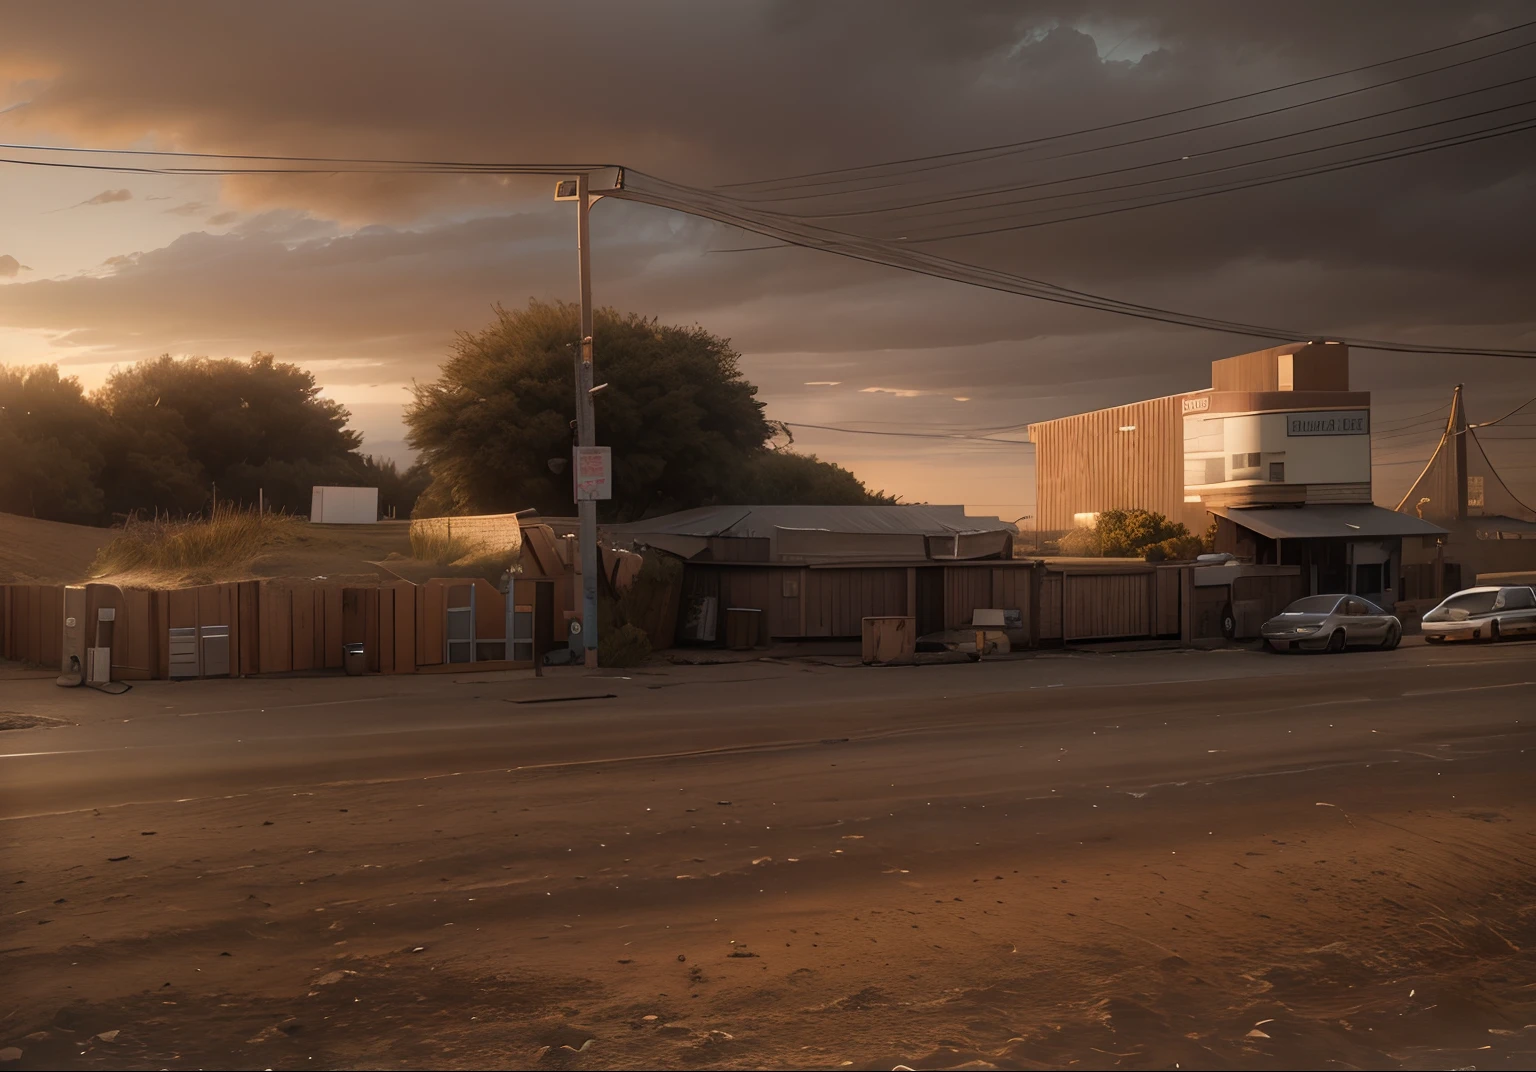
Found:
[90,506,302,576]
[408,525,515,574]
[407,525,480,566]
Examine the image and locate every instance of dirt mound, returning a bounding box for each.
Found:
[0,512,421,587]
[0,513,114,584]
[102,523,417,587]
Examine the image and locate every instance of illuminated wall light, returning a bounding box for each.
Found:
[1117,424,1137,432]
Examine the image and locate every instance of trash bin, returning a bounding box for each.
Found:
[342,643,367,676]
[862,616,915,664]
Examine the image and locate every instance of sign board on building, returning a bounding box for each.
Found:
[573,446,612,501]
[1181,396,1210,414]
[1285,410,1369,436]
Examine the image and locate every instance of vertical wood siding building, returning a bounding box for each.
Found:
[1028,342,1366,534]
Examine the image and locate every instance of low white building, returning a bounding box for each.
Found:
[310,486,379,524]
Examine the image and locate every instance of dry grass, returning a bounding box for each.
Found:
[408,526,478,565]
[90,506,303,577]
[407,526,513,573]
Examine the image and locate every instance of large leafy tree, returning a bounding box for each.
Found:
[407,300,892,520]
[0,364,106,524]
[95,353,364,515]
[2,355,430,525]
[735,449,896,506]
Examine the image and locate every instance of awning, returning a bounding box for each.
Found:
[1209,504,1447,540]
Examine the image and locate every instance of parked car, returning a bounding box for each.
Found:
[1420,585,1536,643]
[1260,594,1402,653]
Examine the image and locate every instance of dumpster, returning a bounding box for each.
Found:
[342,643,367,676]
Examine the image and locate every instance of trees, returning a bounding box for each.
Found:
[406,300,893,519]
[95,353,363,516]
[0,354,427,525]
[354,455,432,519]
[733,450,897,506]
[0,365,106,524]
[1058,508,1210,561]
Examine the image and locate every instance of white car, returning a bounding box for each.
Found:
[1420,586,1536,643]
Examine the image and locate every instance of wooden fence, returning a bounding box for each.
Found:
[1,577,551,679]
[1,583,64,669]
[677,560,1201,645]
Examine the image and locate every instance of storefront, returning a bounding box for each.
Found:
[1207,504,1446,607]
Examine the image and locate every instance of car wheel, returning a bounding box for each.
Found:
[1489,620,1501,642]
[1380,623,1401,651]
[1326,629,1346,653]
[1220,603,1236,641]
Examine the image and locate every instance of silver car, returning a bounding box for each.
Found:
[1421,585,1536,643]
[1261,594,1402,653]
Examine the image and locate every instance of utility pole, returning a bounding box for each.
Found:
[1451,383,1467,523]
[574,173,599,669]
[554,169,623,669]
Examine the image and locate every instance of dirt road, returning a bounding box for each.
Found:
[3,642,1534,1069]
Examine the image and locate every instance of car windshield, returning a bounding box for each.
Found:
[1440,591,1499,615]
[1280,596,1339,614]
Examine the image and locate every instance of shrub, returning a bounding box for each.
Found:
[594,551,682,665]
[598,622,653,668]
[1144,535,1207,562]
[1056,527,1101,556]
[90,505,301,576]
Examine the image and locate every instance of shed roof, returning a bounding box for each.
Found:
[607,504,1015,539]
[1210,504,1447,540]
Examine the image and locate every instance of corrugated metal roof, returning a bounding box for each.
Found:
[1210,504,1447,540]
[607,505,1015,538]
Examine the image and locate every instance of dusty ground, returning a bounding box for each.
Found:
[0,514,115,584]
[2,641,1534,1070]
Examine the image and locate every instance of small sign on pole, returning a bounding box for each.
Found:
[573,446,612,501]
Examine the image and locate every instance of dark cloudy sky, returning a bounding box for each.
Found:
[3,0,1535,515]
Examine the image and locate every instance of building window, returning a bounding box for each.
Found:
[1269,461,1285,482]
[1248,452,1261,467]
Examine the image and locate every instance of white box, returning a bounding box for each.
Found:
[310,486,379,524]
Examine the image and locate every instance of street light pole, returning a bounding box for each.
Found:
[574,173,599,669]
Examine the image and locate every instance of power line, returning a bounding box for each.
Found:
[781,421,1034,445]
[7,136,1536,360]
[1370,414,1449,436]
[619,170,1536,358]
[901,116,1536,242]
[1373,402,1452,429]
[721,20,1536,192]
[1470,392,1536,427]
[0,140,611,173]
[0,154,603,177]
[788,82,1536,222]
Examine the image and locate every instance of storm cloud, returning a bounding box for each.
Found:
[1,1,1532,505]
